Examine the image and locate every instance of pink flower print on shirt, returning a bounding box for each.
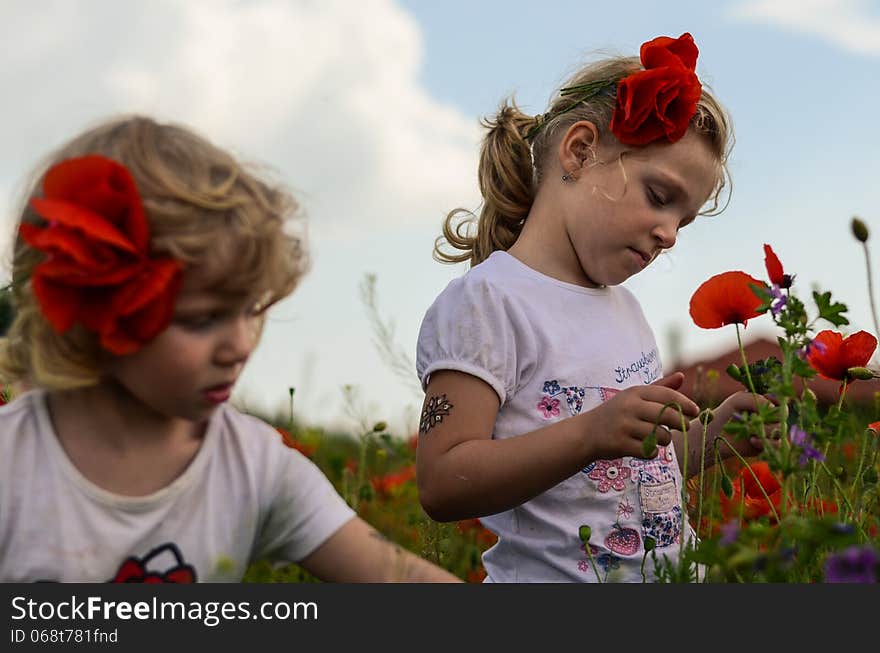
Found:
[598,387,620,402]
[537,395,561,419]
[588,459,632,492]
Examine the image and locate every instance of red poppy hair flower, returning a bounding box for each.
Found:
[806,330,877,382]
[610,32,702,146]
[20,155,182,355]
[720,461,783,523]
[689,271,765,329]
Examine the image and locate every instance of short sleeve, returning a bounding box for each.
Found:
[255,433,355,563]
[416,274,536,405]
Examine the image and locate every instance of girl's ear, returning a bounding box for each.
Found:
[556,121,599,181]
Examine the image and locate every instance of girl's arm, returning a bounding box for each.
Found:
[299,517,461,582]
[417,370,699,522]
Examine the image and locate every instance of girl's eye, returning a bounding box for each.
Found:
[177,314,220,330]
[647,187,668,207]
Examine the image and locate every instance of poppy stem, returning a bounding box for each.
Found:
[735,323,773,454]
[861,241,880,352]
[818,461,867,538]
[735,324,758,397]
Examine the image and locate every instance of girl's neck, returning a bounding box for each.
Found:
[507,191,604,289]
[46,383,207,497]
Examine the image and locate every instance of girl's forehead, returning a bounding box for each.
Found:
[177,270,253,304]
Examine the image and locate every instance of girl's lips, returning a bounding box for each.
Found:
[203,384,232,404]
[628,247,648,269]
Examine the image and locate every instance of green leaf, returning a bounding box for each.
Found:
[813,291,850,327]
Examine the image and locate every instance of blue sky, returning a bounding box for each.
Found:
[1,0,878,434]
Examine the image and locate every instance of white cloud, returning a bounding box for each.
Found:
[0,0,482,430]
[0,0,479,232]
[730,0,880,56]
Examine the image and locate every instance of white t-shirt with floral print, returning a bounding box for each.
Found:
[417,250,689,582]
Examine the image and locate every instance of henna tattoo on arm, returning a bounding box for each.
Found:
[419,394,453,435]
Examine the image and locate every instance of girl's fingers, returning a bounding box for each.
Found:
[640,386,700,418]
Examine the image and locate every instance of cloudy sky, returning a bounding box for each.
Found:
[2,0,878,434]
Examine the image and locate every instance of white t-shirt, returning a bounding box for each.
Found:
[0,390,355,582]
[417,251,688,582]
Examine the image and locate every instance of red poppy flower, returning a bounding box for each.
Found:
[689,271,765,329]
[720,461,783,523]
[610,33,702,146]
[20,155,182,355]
[275,427,316,458]
[371,465,416,497]
[868,421,880,435]
[763,244,784,286]
[806,330,877,381]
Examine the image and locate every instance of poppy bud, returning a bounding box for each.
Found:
[578,525,592,543]
[643,536,656,552]
[720,473,734,499]
[726,364,743,382]
[851,217,869,243]
[373,421,388,432]
[803,388,818,403]
[699,408,715,425]
[846,367,876,381]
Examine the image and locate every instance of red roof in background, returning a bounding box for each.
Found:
[667,336,880,407]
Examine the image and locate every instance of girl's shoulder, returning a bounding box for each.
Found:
[212,404,313,470]
[0,390,43,438]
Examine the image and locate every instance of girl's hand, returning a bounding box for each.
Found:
[700,390,780,461]
[585,372,700,460]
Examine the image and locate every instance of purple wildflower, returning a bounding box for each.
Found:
[823,545,879,583]
[798,338,828,360]
[719,519,740,546]
[789,425,825,466]
[769,284,787,317]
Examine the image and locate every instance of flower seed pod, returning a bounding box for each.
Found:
[578,525,592,543]
[851,217,869,243]
[846,367,876,381]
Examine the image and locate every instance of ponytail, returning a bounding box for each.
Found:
[434,101,537,267]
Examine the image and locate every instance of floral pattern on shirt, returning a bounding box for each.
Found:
[587,458,632,492]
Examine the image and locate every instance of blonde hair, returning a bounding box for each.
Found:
[435,56,733,266]
[0,115,308,389]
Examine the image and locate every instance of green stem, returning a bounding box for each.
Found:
[862,241,880,346]
[694,415,709,583]
[584,545,603,584]
[818,462,869,539]
[852,434,870,503]
[735,324,772,455]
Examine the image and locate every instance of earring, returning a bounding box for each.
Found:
[561,171,575,183]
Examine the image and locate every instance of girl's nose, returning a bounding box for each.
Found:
[651,220,678,250]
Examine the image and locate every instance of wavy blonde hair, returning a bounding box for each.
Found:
[435,56,733,266]
[0,115,308,390]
